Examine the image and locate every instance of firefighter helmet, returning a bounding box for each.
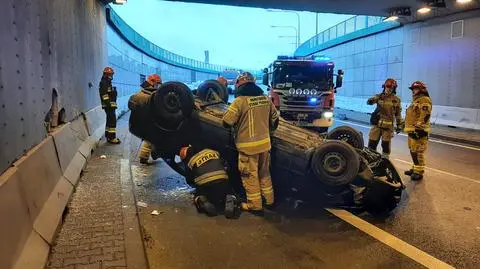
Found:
[179,146,191,161]
[409,81,428,96]
[217,76,228,86]
[383,78,397,90]
[103,67,114,75]
[235,72,256,89]
[409,81,426,90]
[147,74,162,85]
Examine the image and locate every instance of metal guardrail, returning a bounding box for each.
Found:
[107,8,260,75]
[294,15,401,56]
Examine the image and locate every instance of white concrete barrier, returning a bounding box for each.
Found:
[0,104,116,269]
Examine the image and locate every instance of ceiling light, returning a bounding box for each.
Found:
[417,7,432,13]
[457,0,473,3]
[384,16,399,22]
[113,0,126,4]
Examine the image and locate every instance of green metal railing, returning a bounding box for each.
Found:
[294,15,401,56]
[107,8,260,75]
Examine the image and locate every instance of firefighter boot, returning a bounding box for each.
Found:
[194,195,217,217]
[411,173,424,181]
[404,169,414,176]
[108,138,121,144]
[224,194,237,219]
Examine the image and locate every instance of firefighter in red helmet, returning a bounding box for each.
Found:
[367,78,403,158]
[99,67,120,144]
[137,74,162,164]
[404,81,432,181]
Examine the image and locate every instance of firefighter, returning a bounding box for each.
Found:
[404,81,432,181]
[222,72,279,213]
[179,145,238,218]
[137,74,162,164]
[366,78,403,158]
[99,67,120,144]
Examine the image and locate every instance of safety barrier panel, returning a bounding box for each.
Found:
[0,106,108,269]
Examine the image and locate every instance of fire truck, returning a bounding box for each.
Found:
[263,55,344,133]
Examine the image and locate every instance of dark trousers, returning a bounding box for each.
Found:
[105,108,117,140]
[196,180,234,210]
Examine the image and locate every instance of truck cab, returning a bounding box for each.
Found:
[263,55,343,133]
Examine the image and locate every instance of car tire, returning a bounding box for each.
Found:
[327,126,364,149]
[152,81,194,130]
[311,140,360,186]
[197,80,229,103]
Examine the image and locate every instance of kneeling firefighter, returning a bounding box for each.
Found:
[135,74,162,164]
[367,78,403,158]
[404,81,432,181]
[222,72,279,213]
[179,145,238,218]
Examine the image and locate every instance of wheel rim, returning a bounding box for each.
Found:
[322,152,347,176]
[164,92,180,113]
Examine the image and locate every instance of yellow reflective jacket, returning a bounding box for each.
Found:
[99,77,117,109]
[367,93,402,130]
[404,94,432,133]
[223,95,279,155]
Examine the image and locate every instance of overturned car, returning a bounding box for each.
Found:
[128,80,404,214]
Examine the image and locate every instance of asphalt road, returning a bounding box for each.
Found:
[129,117,480,269]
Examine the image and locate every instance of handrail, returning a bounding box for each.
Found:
[294,15,401,57]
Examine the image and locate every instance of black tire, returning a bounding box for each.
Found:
[310,140,360,186]
[327,126,364,149]
[152,82,194,130]
[197,80,229,103]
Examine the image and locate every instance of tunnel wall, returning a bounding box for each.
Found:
[302,10,480,129]
[0,0,108,174]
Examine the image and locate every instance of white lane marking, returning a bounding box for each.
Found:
[394,158,479,184]
[326,208,455,269]
[335,120,480,151]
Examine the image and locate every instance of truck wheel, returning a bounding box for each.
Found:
[327,126,364,149]
[152,82,194,130]
[311,141,360,186]
[197,80,229,103]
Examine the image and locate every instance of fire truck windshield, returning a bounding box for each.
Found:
[272,62,331,86]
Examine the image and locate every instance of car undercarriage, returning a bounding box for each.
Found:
[128,80,404,214]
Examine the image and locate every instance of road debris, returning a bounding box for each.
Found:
[137,201,148,208]
[100,155,107,159]
[151,210,162,215]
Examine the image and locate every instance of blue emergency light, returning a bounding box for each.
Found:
[309,97,318,103]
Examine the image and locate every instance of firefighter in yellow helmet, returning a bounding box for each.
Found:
[404,81,432,181]
[366,78,403,158]
[179,145,238,218]
[222,72,279,214]
[136,74,162,164]
[99,67,120,144]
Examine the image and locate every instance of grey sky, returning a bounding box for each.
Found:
[111,0,353,69]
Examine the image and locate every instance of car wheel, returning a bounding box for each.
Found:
[311,140,360,186]
[327,126,364,149]
[197,80,229,103]
[152,82,194,130]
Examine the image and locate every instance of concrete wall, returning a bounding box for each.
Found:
[310,10,480,129]
[0,0,107,174]
[0,1,222,175]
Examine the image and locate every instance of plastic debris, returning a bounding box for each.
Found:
[100,155,107,159]
[137,201,148,208]
[151,210,161,215]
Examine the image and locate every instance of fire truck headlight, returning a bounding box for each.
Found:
[303,89,310,95]
[288,88,296,95]
[323,111,334,119]
[311,89,318,95]
[296,88,302,95]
